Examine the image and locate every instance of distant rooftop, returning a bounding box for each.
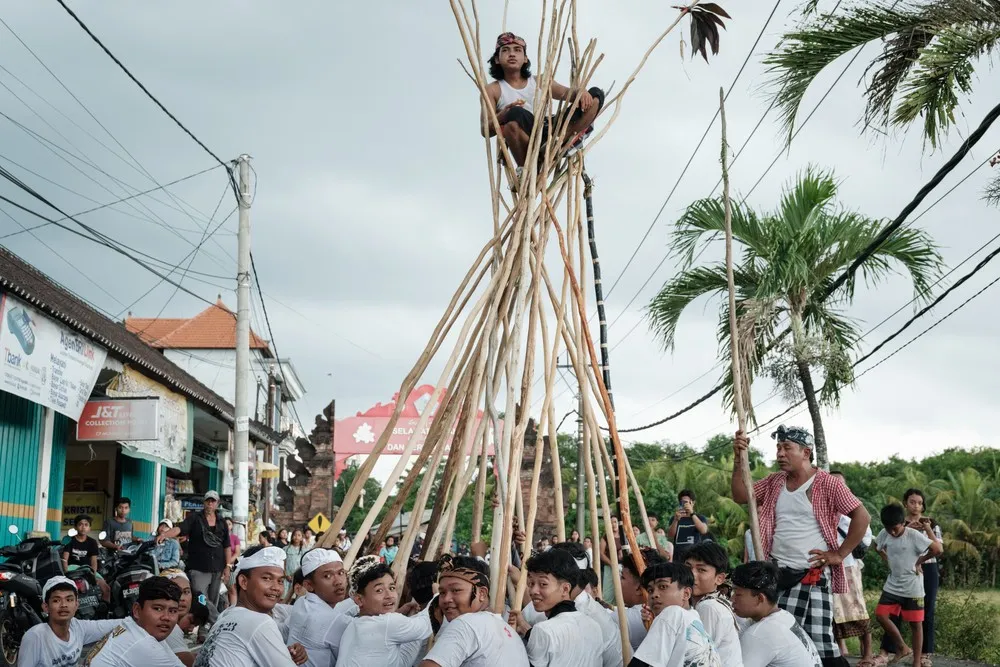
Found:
[126,298,271,353]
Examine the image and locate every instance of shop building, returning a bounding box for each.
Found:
[0,246,282,540]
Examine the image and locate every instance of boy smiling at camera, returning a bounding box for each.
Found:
[511,549,602,667]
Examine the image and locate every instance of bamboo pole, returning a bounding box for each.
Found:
[720,87,763,558]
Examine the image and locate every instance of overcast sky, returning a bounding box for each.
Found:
[1,1,997,470]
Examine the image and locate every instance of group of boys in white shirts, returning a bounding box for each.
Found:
[15,538,830,667]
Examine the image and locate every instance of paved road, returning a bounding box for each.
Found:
[848,658,997,667]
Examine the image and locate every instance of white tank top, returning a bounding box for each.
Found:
[496,76,537,114]
[770,474,828,570]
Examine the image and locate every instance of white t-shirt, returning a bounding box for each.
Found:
[192,606,295,667]
[17,618,121,667]
[770,476,827,569]
[164,625,190,654]
[738,608,821,667]
[837,515,873,569]
[82,617,183,667]
[285,593,356,667]
[334,612,431,667]
[525,608,603,667]
[632,606,721,667]
[521,592,622,667]
[423,610,528,667]
[875,527,934,597]
[625,604,647,650]
[694,598,742,667]
[272,603,295,642]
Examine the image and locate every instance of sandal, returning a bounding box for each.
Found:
[890,648,913,664]
[871,656,890,667]
[920,656,933,667]
[858,660,878,667]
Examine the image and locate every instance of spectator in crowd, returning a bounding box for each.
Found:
[732,561,822,667]
[303,528,317,549]
[667,490,709,560]
[583,536,594,568]
[637,513,674,561]
[873,503,942,667]
[336,529,352,553]
[599,517,622,605]
[284,529,306,597]
[569,529,581,543]
[732,426,870,667]
[828,471,874,666]
[154,520,182,570]
[101,497,140,551]
[879,488,942,666]
[17,576,120,667]
[226,518,242,557]
[276,529,289,548]
[157,490,232,632]
[380,535,399,565]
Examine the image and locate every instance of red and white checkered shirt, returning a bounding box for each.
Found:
[752,469,862,593]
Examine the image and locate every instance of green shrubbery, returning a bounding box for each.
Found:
[862,591,1000,664]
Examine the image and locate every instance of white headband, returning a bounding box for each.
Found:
[235,546,286,574]
[301,548,343,576]
[42,576,76,601]
[163,570,189,581]
[574,553,591,570]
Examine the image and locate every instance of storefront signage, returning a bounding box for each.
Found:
[107,367,193,471]
[0,293,107,420]
[76,398,160,442]
[61,492,106,531]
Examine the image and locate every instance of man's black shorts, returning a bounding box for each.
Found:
[501,86,605,142]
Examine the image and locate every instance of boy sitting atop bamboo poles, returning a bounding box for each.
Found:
[509,549,604,667]
[480,32,605,177]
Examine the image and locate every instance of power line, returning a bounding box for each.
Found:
[0,162,222,240]
[615,119,1000,433]
[53,0,228,170]
[0,166,231,313]
[754,265,1000,434]
[602,0,786,302]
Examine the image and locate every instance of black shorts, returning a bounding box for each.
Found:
[501,86,605,141]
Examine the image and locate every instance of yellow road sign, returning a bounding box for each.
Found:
[308,512,331,534]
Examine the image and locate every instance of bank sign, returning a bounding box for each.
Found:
[77,398,159,442]
[0,293,107,420]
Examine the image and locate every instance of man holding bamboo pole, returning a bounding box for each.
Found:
[732,427,870,667]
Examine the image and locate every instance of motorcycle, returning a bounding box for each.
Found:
[103,540,159,618]
[0,525,56,666]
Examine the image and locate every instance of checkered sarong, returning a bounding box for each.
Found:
[778,573,840,659]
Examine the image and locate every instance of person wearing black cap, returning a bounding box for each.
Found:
[158,490,232,628]
[732,427,870,667]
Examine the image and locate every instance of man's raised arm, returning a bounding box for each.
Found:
[731,431,750,504]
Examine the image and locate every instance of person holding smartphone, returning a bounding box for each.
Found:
[667,490,709,561]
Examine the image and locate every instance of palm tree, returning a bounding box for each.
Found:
[764,0,1000,203]
[646,168,942,468]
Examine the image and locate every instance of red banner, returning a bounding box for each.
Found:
[333,385,498,460]
[76,398,159,442]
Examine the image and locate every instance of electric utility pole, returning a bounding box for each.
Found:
[232,154,252,543]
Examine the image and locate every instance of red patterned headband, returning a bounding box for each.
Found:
[495,32,526,51]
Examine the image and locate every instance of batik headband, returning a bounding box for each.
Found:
[437,555,490,591]
[771,424,814,448]
[348,555,383,596]
[495,32,526,51]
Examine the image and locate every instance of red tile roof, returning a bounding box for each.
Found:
[126,299,271,352]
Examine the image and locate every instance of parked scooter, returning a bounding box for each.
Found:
[0,525,56,666]
[103,540,159,618]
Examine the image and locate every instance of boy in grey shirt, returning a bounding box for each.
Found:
[873,504,942,666]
